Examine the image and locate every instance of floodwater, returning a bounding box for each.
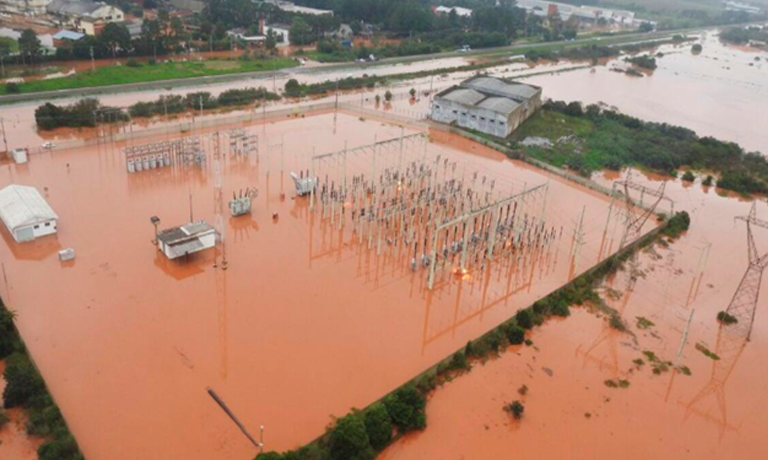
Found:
[0,360,43,460]
[522,32,768,153]
[0,109,637,459]
[380,165,768,460]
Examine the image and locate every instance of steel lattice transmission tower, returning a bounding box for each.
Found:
[725,202,768,340]
[614,172,667,249]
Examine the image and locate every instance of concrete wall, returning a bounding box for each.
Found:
[431,97,514,138]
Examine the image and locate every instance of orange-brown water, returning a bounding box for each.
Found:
[380,168,768,460]
[0,111,629,459]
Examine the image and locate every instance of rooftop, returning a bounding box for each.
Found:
[462,76,541,101]
[47,0,106,16]
[157,221,215,246]
[0,185,58,232]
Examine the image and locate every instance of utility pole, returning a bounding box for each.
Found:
[90,46,95,71]
[200,96,204,118]
[0,118,7,153]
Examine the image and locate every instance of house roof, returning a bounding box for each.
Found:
[441,88,486,106]
[53,30,85,41]
[0,185,58,232]
[462,76,540,101]
[47,0,110,17]
[475,96,521,115]
[157,221,215,246]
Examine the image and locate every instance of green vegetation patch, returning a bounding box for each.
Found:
[515,101,767,196]
[504,401,525,420]
[696,343,721,360]
[0,57,298,95]
[636,316,655,330]
[716,311,738,325]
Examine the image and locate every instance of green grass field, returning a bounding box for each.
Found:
[0,57,298,95]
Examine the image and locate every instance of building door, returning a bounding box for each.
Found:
[16,227,34,242]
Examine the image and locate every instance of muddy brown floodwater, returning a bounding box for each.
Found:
[0,110,638,460]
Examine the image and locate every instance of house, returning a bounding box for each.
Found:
[0,0,52,16]
[260,0,333,16]
[431,76,542,138]
[434,6,473,17]
[157,221,217,260]
[326,23,353,40]
[52,29,84,47]
[0,184,59,243]
[265,24,290,46]
[46,0,125,35]
[724,1,761,14]
[227,28,267,48]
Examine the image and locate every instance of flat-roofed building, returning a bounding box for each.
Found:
[0,184,59,243]
[431,76,542,138]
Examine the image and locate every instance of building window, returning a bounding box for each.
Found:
[45,222,51,227]
[480,117,486,121]
[471,115,477,119]
[34,225,39,229]
[452,110,458,114]
[461,112,466,116]
[435,105,440,109]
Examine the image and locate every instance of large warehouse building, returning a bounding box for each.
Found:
[0,184,59,243]
[431,77,542,138]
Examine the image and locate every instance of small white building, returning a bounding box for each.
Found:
[0,185,59,243]
[157,221,217,260]
[435,6,473,18]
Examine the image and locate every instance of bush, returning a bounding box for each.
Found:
[702,175,714,186]
[692,43,703,53]
[384,90,393,102]
[363,403,392,451]
[5,82,20,94]
[504,323,525,345]
[515,308,534,330]
[383,385,426,432]
[0,408,9,428]
[38,433,81,460]
[717,311,738,325]
[3,352,44,408]
[682,171,695,182]
[126,58,140,67]
[449,351,469,370]
[329,413,374,460]
[148,57,156,65]
[504,401,525,419]
[661,212,691,238]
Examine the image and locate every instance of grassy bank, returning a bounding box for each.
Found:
[1,301,83,460]
[0,57,298,95]
[511,102,768,196]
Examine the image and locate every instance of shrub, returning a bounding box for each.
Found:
[692,43,703,53]
[383,385,426,432]
[409,88,416,98]
[5,82,20,94]
[504,401,525,419]
[38,433,81,460]
[329,413,374,460]
[126,58,140,67]
[609,314,626,332]
[702,175,714,186]
[384,90,393,102]
[551,302,570,317]
[515,308,534,330]
[3,352,44,408]
[661,212,691,238]
[682,171,695,182]
[148,57,156,65]
[0,408,9,428]
[363,403,392,451]
[504,323,525,345]
[717,311,738,325]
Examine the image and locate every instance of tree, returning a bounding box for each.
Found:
[18,29,41,65]
[363,402,392,451]
[266,29,277,54]
[329,413,375,460]
[143,0,158,9]
[290,17,314,46]
[504,323,525,345]
[384,90,393,102]
[639,22,654,32]
[3,353,44,407]
[516,308,534,330]
[505,401,525,419]
[100,22,131,59]
[383,385,426,432]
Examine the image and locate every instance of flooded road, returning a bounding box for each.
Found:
[0,110,630,459]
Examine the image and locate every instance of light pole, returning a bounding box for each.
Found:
[150,216,161,246]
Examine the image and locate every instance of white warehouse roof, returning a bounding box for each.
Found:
[0,185,58,233]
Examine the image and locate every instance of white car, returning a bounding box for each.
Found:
[42,142,55,149]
